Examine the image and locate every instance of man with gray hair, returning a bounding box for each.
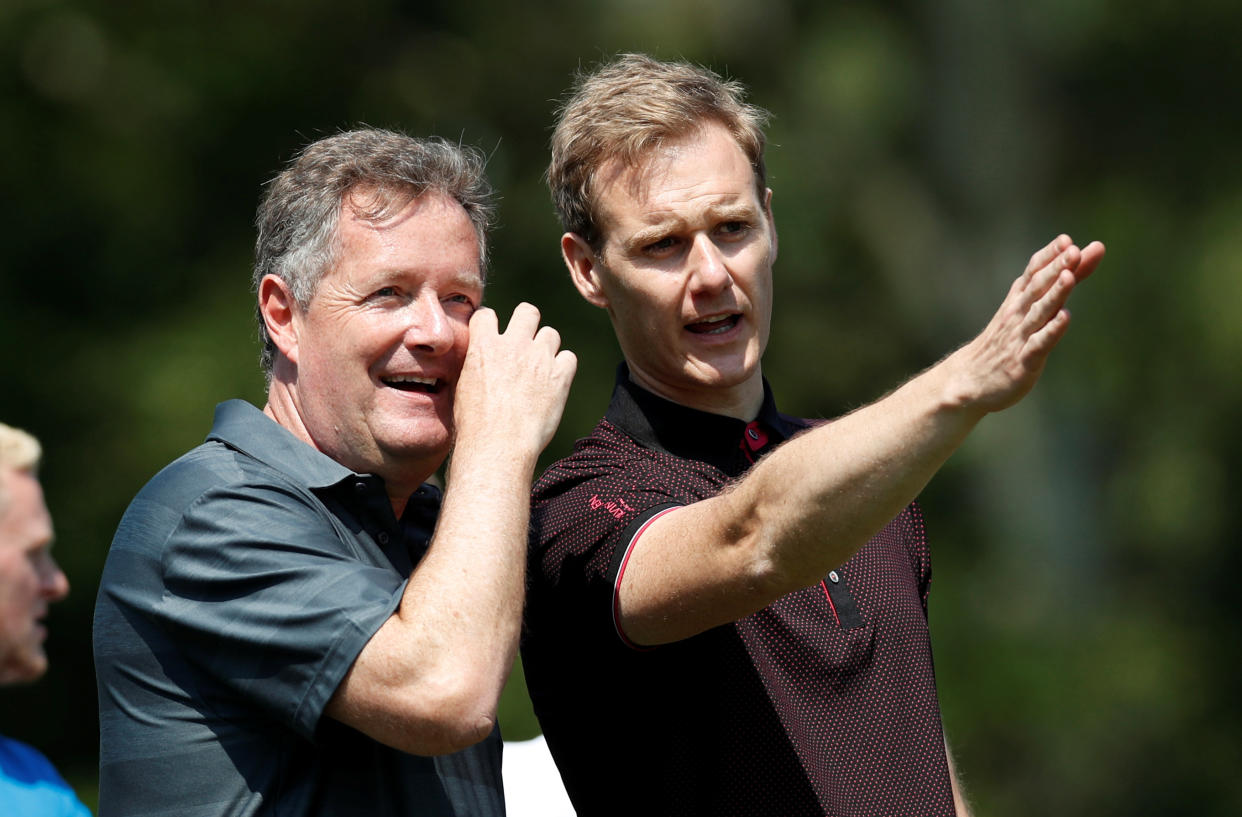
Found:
[0,422,89,816]
[94,128,576,815]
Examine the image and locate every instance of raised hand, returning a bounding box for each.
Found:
[945,234,1105,415]
[452,302,577,458]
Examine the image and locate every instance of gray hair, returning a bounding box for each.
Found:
[253,128,496,375]
[0,423,41,516]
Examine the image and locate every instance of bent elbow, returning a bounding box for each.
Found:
[413,709,498,756]
[335,673,502,757]
[397,678,501,756]
[745,532,828,600]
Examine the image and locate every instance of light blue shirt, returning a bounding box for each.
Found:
[0,735,92,817]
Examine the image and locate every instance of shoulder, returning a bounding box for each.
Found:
[0,737,89,816]
[119,439,324,539]
[0,735,60,778]
[534,419,664,501]
[135,438,301,509]
[101,438,335,605]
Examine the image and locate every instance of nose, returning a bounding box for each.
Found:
[687,234,732,296]
[39,553,69,602]
[403,293,455,355]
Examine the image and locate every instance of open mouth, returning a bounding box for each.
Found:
[381,375,442,394]
[685,314,740,335]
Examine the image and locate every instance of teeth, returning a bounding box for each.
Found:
[686,314,738,335]
[385,375,437,385]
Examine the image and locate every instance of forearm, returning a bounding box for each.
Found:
[703,235,1100,592]
[326,302,575,753]
[402,441,538,696]
[621,350,986,644]
[326,442,537,755]
[736,349,984,589]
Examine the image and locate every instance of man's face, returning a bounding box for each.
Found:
[576,121,777,415]
[0,467,68,685]
[285,191,482,487]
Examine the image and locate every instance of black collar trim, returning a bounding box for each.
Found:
[603,363,803,472]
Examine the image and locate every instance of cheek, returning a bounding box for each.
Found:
[451,321,472,356]
[0,574,32,618]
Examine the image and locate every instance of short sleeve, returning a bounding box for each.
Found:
[532,446,692,583]
[157,481,404,738]
[529,441,724,650]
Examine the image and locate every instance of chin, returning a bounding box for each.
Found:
[694,355,760,387]
[1,657,47,685]
[385,434,451,466]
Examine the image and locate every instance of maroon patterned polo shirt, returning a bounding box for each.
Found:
[522,367,955,816]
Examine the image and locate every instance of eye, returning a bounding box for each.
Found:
[717,221,749,238]
[643,236,679,256]
[444,293,476,310]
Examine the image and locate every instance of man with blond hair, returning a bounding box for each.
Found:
[522,54,1104,816]
[0,422,89,816]
[94,128,576,815]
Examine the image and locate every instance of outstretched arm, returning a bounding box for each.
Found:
[617,236,1104,645]
[327,303,576,754]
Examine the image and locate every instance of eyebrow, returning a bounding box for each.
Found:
[361,267,484,292]
[621,202,761,252]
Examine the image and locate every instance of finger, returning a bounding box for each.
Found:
[503,301,543,338]
[558,345,581,370]
[1024,307,1072,361]
[555,348,578,380]
[1023,269,1076,334]
[534,324,563,354]
[1024,244,1080,302]
[1071,241,1106,282]
[468,306,499,337]
[1023,234,1072,279]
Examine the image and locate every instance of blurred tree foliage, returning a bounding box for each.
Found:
[2,0,1238,813]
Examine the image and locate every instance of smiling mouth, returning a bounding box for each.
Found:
[685,314,740,335]
[381,375,442,394]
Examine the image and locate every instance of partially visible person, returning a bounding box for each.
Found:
[93,128,576,815]
[0,422,90,816]
[523,54,1105,816]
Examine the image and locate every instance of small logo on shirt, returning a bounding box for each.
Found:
[589,494,635,520]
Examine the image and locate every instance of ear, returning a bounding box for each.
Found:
[561,232,610,309]
[258,274,302,366]
[764,187,778,264]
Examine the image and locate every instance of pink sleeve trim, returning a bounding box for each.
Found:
[611,506,681,650]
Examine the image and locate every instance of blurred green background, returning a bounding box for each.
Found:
[2,0,1239,813]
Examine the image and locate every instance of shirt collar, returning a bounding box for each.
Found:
[205,399,357,490]
[603,363,802,472]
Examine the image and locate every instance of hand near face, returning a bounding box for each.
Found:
[452,303,577,457]
[946,234,1106,415]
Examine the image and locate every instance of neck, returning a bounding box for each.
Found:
[262,387,435,520]
[626,366,764,421]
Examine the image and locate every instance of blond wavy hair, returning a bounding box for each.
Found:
[548,53,770,248]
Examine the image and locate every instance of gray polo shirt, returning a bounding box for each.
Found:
[93,400,504,816]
